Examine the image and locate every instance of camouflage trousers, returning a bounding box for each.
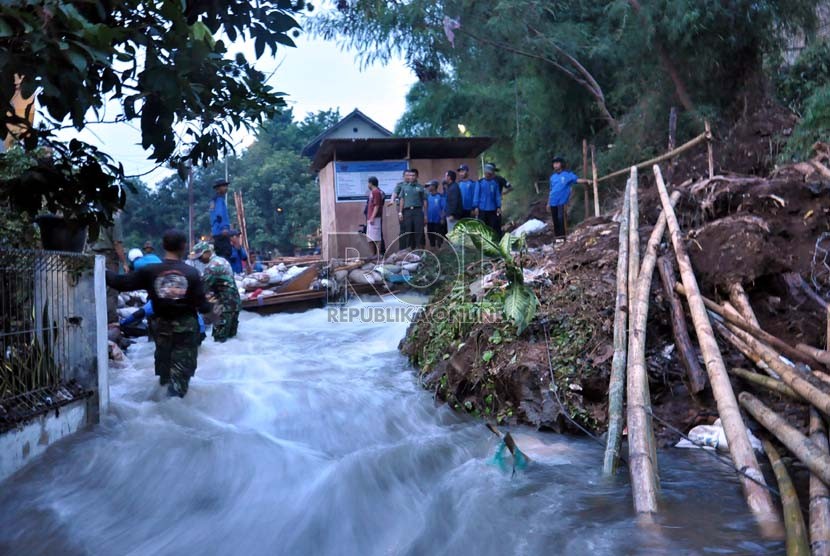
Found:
[154,314,200,397]
[212,293,241,342]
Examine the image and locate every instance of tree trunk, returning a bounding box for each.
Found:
[603,180,631,476]
[760,438,810,556]
[740,392,830,486]
[809,408,830,556]
[653,164,780,530]
[657,256,706,393]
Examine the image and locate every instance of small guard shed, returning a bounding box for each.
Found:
[309,136,495,259]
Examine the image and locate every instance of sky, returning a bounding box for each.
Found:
[57,33,416,187]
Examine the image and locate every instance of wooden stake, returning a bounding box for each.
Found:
[740,392,830,486]
[760,438,810,556]
[653,164,779,529]
[591,144,600,216]
[727,366,801,400]
[603,179,631,476]
[705,120,715,179]
[675,284,823,370]
[657,257,706,393]
[583,139,589,220]
[809,408,830,556]
[624,188,680,511]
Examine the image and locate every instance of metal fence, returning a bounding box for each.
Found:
[0,248,98,431]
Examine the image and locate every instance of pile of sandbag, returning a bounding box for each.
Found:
[116,291,147,320]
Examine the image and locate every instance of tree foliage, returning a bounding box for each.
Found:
[313,0,821,216]
[0,0,308,230]
[121,109,339,255]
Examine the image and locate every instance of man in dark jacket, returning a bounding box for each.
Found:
[106,229,211,397]
[443,170,463,233]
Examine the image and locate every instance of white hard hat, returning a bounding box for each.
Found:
[128,248,143,262]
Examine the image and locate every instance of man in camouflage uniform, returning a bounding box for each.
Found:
[107,230,210,397]
[191,241,241,342]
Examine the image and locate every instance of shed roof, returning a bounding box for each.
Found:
[301,109,393,158]
[310,136,496,171]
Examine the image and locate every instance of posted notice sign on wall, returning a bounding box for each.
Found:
[334,160,408,202]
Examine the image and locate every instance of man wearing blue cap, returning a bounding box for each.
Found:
[457,164,476,218]
[548,156,578,241]
[473,163,503,239]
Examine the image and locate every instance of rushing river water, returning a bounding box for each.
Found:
[0,299,782,555]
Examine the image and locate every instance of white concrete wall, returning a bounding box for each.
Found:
[0,399,88,482]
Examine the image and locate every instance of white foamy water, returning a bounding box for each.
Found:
[0,300,781,555]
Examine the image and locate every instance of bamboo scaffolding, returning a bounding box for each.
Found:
[591,144,600,216]
[727,366,801,400]
[675,284,823,370]
[809,408,830,556]
[740,392,830,486]
[602,179,631,476]
[725,321,830,416]
[597,132,709,183]
[761,438,810,556]
[653,164,779,528]
[657,256,706,393]
[625,186,680,511]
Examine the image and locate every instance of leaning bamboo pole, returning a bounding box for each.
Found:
[728,282,761,328]
[625,188,680,512]
[653,164,779,528]
[739,392,830,486]
[597,131,709,183]
[796,344,830,368]
[603,179,631,476]
[761,438,810,556]
[657,256,707,393]
[809,408,830,556]
[715,320,776,377]
[726,322,830,416]
[628,167,640,305]
[727,366,801,400]
[675,284,823,370]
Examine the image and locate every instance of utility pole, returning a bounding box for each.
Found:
[187,163,194,250]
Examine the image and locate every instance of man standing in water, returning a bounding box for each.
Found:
[106,229,210,397]
[191,241,242,342]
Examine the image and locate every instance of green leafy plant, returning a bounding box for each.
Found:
[448,218,539,334]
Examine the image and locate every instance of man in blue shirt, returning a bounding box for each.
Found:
[210,179,233,260]
[457,164,476,218]
[473,163,503,239]
[548,156,579,241]
[228,231,249,274]
[425,180,446,249]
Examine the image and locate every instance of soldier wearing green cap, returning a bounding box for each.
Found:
[191,241,241,342]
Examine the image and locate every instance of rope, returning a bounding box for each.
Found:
[645,408,782,500]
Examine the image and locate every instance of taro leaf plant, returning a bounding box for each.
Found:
[447,218,539,334]
[0,0,307,234]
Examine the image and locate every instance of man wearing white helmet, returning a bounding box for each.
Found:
[128,245,162,270]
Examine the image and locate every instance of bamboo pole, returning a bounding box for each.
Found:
[603,179,631,476]
[728,366,801,400]
[715,320,779,377]
[809,408,830,556]
[583,139,589,219]
[728,282,761,328]
[725,321,830,416]
[597,132,709,183]
[761,438,810,556]
[653,164,779,528]
[625,189,680,511]
[628,167,640,304]
[796,344,830,367]
[740,392,830,486]
[675,284,823,370]
[657,257,707,393]
[591,144,600,216]
[705,120,715,179]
